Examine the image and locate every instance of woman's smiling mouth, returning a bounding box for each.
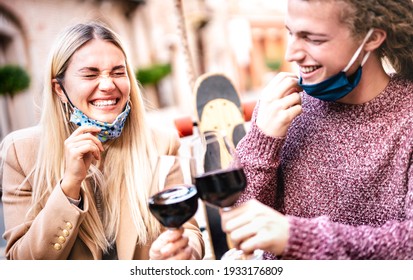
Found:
[91,99,118,107]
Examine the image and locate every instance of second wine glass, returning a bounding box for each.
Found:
[193,131,263,260]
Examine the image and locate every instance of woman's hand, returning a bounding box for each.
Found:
[61,126,104,199]
[256,72,302,137]
[149,228,193,260]
[221,199,290,256]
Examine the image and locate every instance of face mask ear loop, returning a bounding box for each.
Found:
[360,51,371,67]
[343,28,375,72]
[63,102,71,121]
[56,79,75,109]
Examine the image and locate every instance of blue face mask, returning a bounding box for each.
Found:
[57,81,131,142]
[298,29,374,102]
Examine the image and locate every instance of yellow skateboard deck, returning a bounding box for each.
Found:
[194,73,246,260]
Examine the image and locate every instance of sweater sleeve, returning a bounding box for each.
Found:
[236,117,285,208]
[283,215,413,259]
[282,161,413,260]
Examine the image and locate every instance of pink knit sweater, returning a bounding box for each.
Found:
[236,75,413,259]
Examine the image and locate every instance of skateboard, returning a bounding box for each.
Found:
[174,73,256,142]
[175,73,256,259]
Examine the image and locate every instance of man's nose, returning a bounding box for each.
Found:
[284,35,305,63]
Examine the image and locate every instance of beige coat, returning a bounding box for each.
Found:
[1,126,204,260]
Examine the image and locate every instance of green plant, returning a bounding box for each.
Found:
[0,64,30,97]
[136,63,172,86]
[265,59,282,72]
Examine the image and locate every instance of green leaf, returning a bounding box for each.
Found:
[265,59,282,71]
[136,63,171,86]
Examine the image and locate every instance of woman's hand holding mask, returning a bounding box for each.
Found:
[61,126,104,200]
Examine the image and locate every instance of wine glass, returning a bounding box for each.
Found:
[193,131,263,260]
[148,155,198,231]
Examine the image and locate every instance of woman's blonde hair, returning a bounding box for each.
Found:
[33,21,162,253]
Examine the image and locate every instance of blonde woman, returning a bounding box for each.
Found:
[0,21,204,260]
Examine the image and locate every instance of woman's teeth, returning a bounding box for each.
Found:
[92,99,117,107]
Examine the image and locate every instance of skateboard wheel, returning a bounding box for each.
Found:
[242,100,257,122]
[174,116,195,137]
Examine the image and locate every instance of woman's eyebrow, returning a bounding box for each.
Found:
[112,65,126,71]
[78,65,126,72]
[78,67,99,72]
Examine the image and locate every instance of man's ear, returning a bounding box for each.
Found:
[365,28,387,52]
[52,78,68,103]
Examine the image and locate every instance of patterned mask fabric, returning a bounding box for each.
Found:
[69,102,130,142]
[57,79,130,142]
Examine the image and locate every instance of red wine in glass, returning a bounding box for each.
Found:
[149,185,198,228]
[192,131,263,260]
[195,167,246,208]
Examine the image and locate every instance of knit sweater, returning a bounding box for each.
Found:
[236,75,413,259]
